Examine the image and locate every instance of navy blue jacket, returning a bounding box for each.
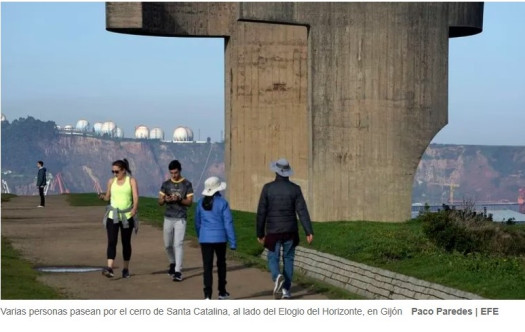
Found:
[256,175,313,238]
[37,167,47,187]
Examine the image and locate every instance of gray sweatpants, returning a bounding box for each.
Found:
[163,217,186,272]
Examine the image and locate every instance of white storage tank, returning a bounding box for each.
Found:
[114,127,124,138]
[149,127,164,140]
[101,121,116,135]
[184,126,194,141]
[135,125,149,139]
[173,126,194,142]
[93,122,103,134]
[64,125,74,131]
[1,113,6,122]
[75,119,90,131]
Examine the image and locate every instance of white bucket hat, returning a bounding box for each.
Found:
[202,176,227,196]
[269,158,294,177]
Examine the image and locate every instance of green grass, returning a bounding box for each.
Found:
[310,220,525,299]
[1,237,65,299]
[1,193,17,202]
[66,193,107,206]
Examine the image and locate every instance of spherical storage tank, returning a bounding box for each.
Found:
[75,119,90,131]
[1,113,6,122]
[101,121,116,135]
[183,126,194,140]
[173,126,194,142]
[93,122,103,134]
[114,127,124,138]
[135,125,149,139]
[149,127,164,140]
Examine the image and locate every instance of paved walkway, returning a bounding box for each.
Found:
[1,195,327,300]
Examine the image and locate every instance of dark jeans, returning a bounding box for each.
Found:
[200,242,227,297]
[106,218,134,261]
[38,187,45,206]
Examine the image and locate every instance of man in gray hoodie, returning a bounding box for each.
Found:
[36,160,47,207]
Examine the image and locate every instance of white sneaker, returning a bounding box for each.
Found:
[37,205,44,208]
[282,288,291,299]
[273,274,284,299]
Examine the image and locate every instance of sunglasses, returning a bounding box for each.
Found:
[111,170,121,174]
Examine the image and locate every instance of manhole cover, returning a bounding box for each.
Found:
[35,266,103,273]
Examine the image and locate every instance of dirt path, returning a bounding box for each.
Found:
[1,195,327,300]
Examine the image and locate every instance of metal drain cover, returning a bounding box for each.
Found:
[35,266,103,273]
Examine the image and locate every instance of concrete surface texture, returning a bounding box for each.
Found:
[106,2,483,222]
[1,195,327,300]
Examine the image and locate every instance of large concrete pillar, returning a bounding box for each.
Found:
[106,2,483,222]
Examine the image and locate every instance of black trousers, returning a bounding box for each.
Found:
[38,187,45,206]
[200,242,227,297]
[106,218,134,261]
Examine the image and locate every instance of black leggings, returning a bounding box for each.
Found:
[200,242,227,296]
[106,218,134,261]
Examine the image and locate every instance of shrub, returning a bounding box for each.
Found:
[417,205,525,256]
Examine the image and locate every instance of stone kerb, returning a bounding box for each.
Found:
[262,246,483,300]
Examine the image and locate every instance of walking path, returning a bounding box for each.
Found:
[1,195,327,300]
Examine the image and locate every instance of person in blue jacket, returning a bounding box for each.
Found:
[195,176,236,300]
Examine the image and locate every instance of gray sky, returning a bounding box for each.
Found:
[2,2,525,145]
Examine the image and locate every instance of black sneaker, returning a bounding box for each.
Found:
[168,263,175,277]
[173,272,182,282]
[102,267,114,278]
[218,292,230,300]
[122,268,130,279]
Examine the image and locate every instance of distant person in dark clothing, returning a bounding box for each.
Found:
[36,161,47,207]
[195,176,236,300]
[256,158,314,299]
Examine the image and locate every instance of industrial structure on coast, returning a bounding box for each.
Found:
[58,119,205,143]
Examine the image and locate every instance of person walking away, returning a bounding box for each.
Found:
[195,176,236,299]
[99,159,139,279]
[36,161,47,207]
[256,158,314,299]
[158,160,194,281]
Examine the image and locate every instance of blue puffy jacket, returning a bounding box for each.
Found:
[195,193,237,249]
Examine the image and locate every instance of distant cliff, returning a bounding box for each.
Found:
[412,144,525,204]
[37,135,224,199]
[2,118,524,204]
[1,118,223,199]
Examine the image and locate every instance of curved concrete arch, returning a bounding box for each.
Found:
[106,2,483,222]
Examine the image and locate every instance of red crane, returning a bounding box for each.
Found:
[48,173,70,194]
[518,188,525,214]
